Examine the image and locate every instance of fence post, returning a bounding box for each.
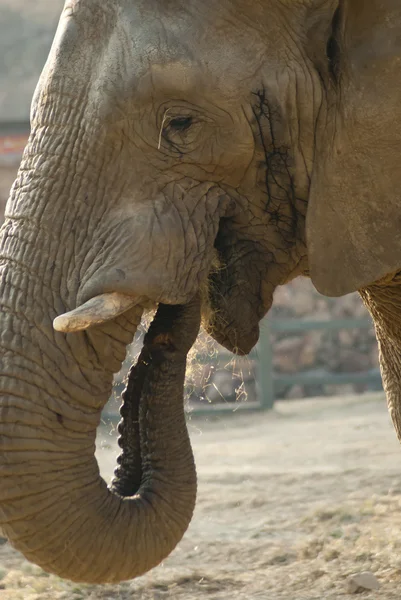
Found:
[256,319,275,409]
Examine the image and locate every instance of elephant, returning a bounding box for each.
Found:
[1,0,401,585]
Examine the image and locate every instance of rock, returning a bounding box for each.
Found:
[298,341,317,369]
[347,571,380,593]
[273,337,304,373]
[286,384,304,400]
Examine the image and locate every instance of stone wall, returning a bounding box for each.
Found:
[182,280,381,405]
[114,281,381,409]
[268,279,380,400]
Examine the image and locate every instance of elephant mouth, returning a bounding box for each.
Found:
[52,254,260,357]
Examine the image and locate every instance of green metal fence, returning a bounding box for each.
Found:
[188,316,382,415]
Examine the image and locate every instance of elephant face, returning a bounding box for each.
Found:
[24,0,320,354]
[2,0,401,586]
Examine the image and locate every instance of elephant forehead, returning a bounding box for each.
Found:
[115,1,283,95]
[47,0,307,127]
[55,0,301,104]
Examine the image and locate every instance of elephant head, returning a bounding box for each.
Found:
[1,0,401,584]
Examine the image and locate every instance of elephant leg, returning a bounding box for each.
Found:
[360,274,401,442]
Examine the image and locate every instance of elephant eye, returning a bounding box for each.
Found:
[167,116,193,132]
[159,111,201,153]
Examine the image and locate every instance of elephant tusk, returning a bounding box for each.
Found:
[53,292,139,333]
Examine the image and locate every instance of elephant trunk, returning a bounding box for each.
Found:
[360,274,401,442]
[0,275,199,582]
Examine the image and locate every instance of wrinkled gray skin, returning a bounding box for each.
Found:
[1,0,401,585]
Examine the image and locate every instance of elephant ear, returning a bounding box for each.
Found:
[307,0,401,296]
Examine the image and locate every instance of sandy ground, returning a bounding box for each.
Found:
[2,393,401,599]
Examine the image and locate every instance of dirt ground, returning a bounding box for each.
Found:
[2,393,401,599]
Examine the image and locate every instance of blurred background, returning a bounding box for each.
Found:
[0,0,382,415]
